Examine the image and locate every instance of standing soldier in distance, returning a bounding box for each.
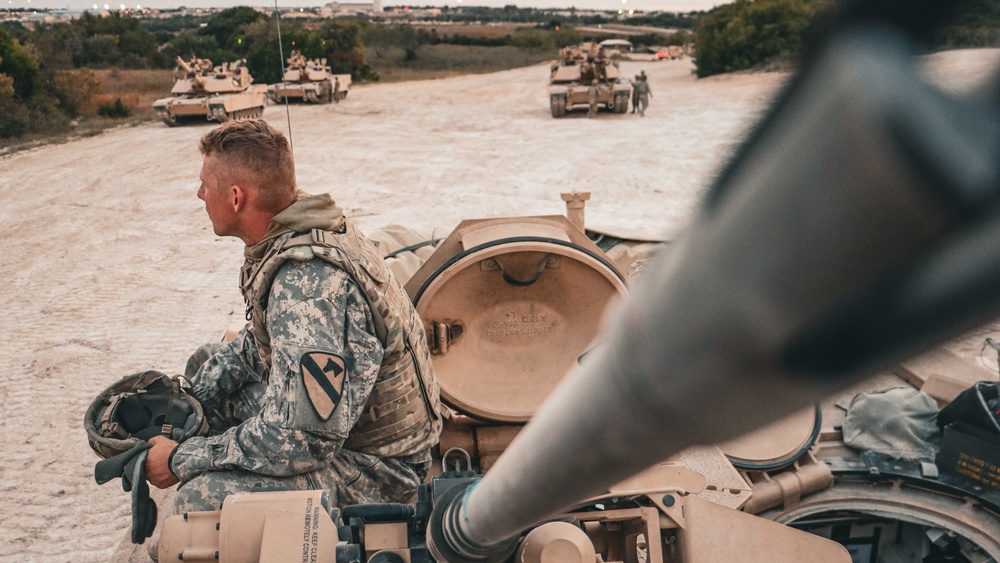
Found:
[588,79,600,119]
[142,119,443,525]
[635,72,653,117]
[630,74,640,114]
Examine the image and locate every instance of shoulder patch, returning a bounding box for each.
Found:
[300,352,346,421]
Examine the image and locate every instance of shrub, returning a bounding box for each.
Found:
[98,97,131,118]
[52,68,100,116]
[508,29,555,50]
[0,99,30,138]
[694,0,817,78]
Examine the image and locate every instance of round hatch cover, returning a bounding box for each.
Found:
[414,236,628,422]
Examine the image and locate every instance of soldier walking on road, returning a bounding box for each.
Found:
[630,74,640,113]
[588,79,600,119]
[635,72,653,117]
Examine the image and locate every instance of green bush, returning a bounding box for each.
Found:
[27,13,160,70]
[694,0,817,78]
[508,29,555,50]
[0,99,30,138]
[98,97,131,118]
[52,68,100,116]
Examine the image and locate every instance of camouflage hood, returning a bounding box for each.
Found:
[246,192,346,261]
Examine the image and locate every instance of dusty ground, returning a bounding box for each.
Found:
[2,49,999,561]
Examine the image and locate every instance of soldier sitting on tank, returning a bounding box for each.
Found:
[142,119,443,534]
[288,49,306,69]
[595,46,608,81]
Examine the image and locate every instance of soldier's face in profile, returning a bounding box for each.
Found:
[197,155,238,237]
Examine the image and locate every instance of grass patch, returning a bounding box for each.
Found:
[410,22,528,39]
[87,68,174,120]
[370,44,555,82]
[0,68,173,155]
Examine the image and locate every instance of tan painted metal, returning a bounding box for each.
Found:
[605,463,707,497]
[560,191,591,232]
[677,495,850,562]
[364,522,409,551]
[717,406,819,468]
[156,484,851,563]
[739,451,834,514]
[158,490,338,563]
[547,47,631,117]
[152,57,266,125]
[158,509,220,563]
[515,522,598,563]
[266,50,351,104]
[405,216,628,423]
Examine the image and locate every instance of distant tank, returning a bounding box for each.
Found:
[548,43,631,118]
[266,50,351,104]
[152,57,267,127]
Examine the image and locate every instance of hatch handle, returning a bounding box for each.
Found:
[483,254,560,287]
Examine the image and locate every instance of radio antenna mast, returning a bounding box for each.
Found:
[272,0,293,152]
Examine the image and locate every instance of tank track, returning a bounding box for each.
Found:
[209,105,265,123]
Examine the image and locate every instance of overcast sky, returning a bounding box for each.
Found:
[10,0,721,14]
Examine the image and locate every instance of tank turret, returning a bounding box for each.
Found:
[548,43,630,117]
[267,49,351,104]
[152,57,267,126]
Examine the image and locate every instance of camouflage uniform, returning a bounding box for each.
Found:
[595,48,608,81]
[630,76,640,114]
[635,79,652,117]
[169,194,438,514]
[588,82,599,119]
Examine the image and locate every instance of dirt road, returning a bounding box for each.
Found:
[1,50,997,561]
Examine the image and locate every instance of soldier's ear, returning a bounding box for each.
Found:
[229,183,248,212]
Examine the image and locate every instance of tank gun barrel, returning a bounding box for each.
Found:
[429,1,1000,559]
[175,56,193,74]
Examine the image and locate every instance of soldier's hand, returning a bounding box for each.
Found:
[146,435,180,488]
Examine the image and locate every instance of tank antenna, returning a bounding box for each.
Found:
[272,0,293,152]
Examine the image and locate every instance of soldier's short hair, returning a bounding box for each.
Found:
[199,119,296,213]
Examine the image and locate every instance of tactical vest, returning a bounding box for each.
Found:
[241,220,442,458]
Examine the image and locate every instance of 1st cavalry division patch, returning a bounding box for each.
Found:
[300,352,346,420]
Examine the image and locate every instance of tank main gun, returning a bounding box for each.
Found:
[174,56,207,90]
[429,0,1000,558]
[154,56,265,126]
[175,55,193,75]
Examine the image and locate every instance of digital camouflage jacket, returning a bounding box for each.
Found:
[170,193,441,481]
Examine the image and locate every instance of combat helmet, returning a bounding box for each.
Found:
[85,370,208,459]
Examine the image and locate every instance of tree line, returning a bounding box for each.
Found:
[693,0,1000,78]
[2,1,1000,139]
